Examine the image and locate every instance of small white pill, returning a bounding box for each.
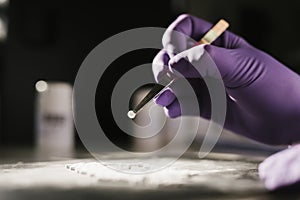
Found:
[127,110,136,119]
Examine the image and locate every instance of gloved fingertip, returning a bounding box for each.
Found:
[154,88,176,107]
[165,99,181,118]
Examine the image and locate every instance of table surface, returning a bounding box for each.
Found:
[0,147,299,200]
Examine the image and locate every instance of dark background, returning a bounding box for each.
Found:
[0,0,300,147]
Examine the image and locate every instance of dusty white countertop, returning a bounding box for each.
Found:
[0,145,298,200]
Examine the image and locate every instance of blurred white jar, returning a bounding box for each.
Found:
[35,80,74,159]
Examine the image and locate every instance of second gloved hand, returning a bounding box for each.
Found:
[259,144,300,190]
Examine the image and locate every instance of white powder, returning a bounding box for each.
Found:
[66,159,242,188]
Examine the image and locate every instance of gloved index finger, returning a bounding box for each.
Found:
[152,49,170,82]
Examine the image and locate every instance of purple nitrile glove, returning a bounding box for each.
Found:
[152,14,300,145]
[259,144,300,190]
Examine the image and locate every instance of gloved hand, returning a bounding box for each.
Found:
[152,14,300,145]
[259,144,300,190]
